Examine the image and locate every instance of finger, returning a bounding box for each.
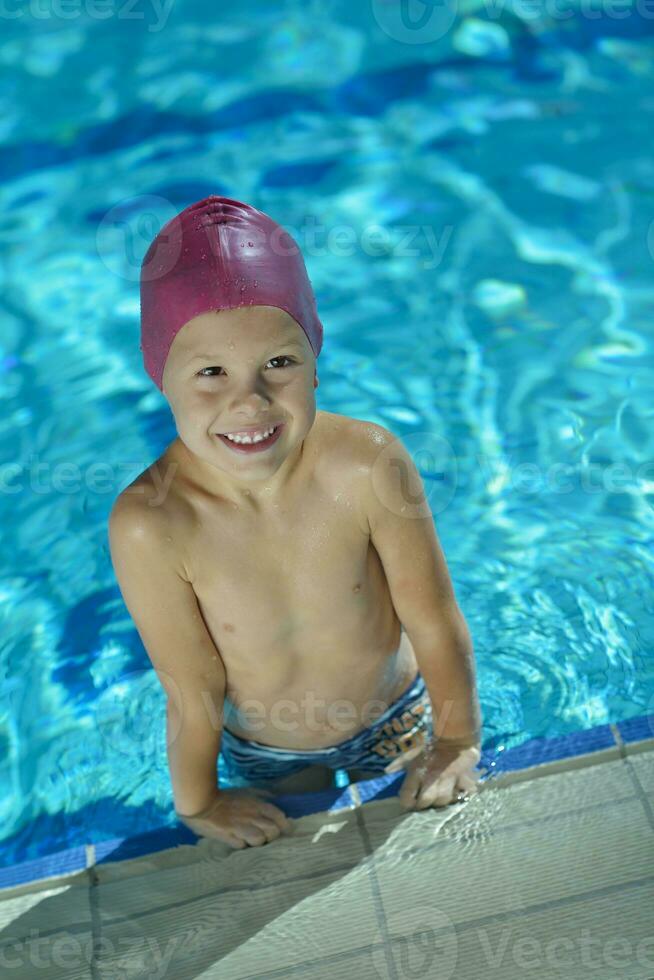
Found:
[456,773,479,795]
[462,770,492,797]
[259,802,294,833]
[415,774,457,811]
[239,821,274,846]
[253,816,289,843]
[205,827,244,849]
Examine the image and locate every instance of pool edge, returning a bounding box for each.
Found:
[1,714,652,896]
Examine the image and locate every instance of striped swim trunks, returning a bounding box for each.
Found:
[218,671,433,787]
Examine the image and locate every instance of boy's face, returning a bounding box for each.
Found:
[161,305,318,493]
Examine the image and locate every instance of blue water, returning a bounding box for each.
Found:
[1,1,653,869]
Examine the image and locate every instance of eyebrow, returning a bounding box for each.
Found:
[186,341,304,364]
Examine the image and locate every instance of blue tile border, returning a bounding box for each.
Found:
[1,714,653,894]
[480,724,617,774]
[617,715,654,745]
[0,846,87,892]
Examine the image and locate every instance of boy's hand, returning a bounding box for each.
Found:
[384,737,484,811]
[176,788,294,849]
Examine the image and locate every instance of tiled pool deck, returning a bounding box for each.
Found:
[1,716,653,980]
[1,714,652,892]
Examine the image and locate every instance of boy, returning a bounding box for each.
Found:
[108,195,483,851]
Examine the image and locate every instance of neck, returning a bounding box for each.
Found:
[169,433,308,514]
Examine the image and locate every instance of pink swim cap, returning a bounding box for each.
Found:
[139,195,323,391]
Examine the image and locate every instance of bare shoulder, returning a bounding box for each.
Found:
[319,411,395,466]
[321,414,431,529]
[110,439,190,519]
[316,411,398,532]
[108,481,164,551]
[108,461,189,579]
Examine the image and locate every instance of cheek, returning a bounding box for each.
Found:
[173,394,215,428]
[181,388,217,408]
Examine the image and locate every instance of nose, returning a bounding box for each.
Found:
[227,384,272,417]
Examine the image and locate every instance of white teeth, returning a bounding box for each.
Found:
[223,425,277,445]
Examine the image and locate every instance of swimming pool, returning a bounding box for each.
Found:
[1,1,653,872]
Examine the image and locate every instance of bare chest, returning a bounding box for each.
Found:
[187,479,396,689]
[158,417,412,748]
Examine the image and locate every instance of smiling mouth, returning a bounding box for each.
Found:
[216,423,284,453]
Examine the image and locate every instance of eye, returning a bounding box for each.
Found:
[196,356,296,378]
[268,355,295,369]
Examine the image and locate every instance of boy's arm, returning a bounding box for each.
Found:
[360,424,482,746]
[108,494,227,817]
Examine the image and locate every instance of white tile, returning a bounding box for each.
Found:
[93,811,379,978]
[627,750,654,794]
[3,748,651,980]
[0,881,92,939]
[442,879,654,980]
[369,786,653,923]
